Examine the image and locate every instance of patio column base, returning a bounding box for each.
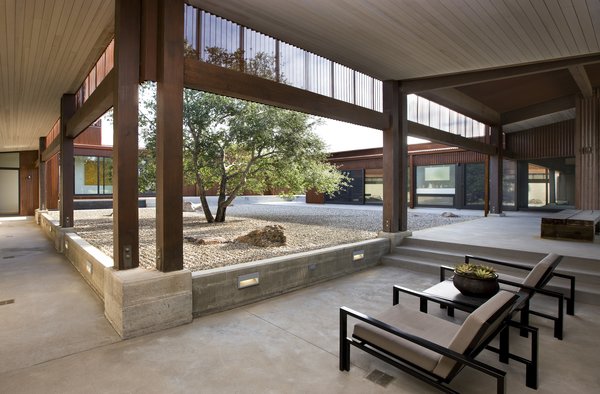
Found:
[488,213,506,217]
[378,231,412,249]
[104,267,192,339]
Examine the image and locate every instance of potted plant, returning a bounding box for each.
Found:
[453,263,499,297]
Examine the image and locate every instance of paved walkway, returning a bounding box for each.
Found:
[1,217,599,393]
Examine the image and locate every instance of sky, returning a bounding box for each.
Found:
[101,114,428,152]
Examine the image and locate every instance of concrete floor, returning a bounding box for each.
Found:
[1,217,599,393]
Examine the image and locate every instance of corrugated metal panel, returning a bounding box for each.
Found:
[505,120,575,160]
[575,90,600,209]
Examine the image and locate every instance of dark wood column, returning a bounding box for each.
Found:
[575,89,600,209]
[59,95,76,227]
[488,126,503,214]
[112,0,141,270]
[155,0,184,272]
[39,137,47,211]
[382,80,408,232]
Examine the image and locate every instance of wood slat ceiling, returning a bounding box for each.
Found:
[0,0,113,152]
[194,0,600,81]
[503,109,576,133]
[3,0,600,152]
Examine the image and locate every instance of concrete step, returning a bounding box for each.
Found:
[383,238,600,306]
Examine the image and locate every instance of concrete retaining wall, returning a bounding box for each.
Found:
[191,238,388,317]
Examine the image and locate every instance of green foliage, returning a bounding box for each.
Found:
[454,263,497,279]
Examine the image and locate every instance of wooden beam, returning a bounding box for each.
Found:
[140,0,158,82]
[420,88,500,126]
[41,138,60,162]
[184,58,388,130]
[382,81,408,233]
[113,0,141,270]
[155,0,184,272]
[402,53,600,93]
[501,95,575,125]
[488,126,503,215]
[39,137,46,211]
[569,65,594,98]
[59,94,76,228]
[66,70,115,138]
[407,121,497,155]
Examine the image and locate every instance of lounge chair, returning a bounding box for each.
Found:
[340,291,538,393]
[437,252,575,339]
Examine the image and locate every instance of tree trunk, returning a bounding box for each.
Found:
[195,173,214,222]
[215,174,228,222]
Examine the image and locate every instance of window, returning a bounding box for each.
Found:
[465,163,484,207]
[365,177,383,204]
[74,156,113,195]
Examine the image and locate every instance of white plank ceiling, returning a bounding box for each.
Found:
[2,0,600,151]
[0,0,113,152]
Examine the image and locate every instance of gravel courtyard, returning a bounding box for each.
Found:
[50,203,480,271]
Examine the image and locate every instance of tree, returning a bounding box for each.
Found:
[138,47,348,222]
[182,90,347,222]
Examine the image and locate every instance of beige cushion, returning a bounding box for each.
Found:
[522,253,561,288]
[353,304,459,372]
[432,291,515,378]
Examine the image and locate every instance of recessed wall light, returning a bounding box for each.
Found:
[238,272,260,289]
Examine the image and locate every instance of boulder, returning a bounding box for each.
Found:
[441,211,459,218]
[183,201,195,212]
[235,225,286,247]
[184,236,228,245]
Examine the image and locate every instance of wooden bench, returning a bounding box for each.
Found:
[541,209,600,241]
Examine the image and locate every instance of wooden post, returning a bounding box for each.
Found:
[488,126,503,214]
[484,155,490,216]
[39,137,47,211]
[113,0,141,270]
[59,95,76,227]
[382,81,408,232]
[155,0,184,272]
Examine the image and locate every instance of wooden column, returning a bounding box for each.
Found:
[39,137,47,211]
[488,126,503,214]
[155,0,184,272]
[59,95,76,227]
[382,81,408,232]
[575,89,600,209]
[409,154,415,209]
[113,0,141,270]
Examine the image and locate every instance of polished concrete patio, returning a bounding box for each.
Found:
[1,216,599,393]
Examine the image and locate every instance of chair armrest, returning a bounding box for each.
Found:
[340,306,506,378]
[466,255,531,271]
[497,278,564,300]
[440,265,454,281]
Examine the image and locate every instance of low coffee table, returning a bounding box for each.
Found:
[419,279,492,317]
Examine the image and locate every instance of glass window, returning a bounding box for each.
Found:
[75,156,99,194]
[365,177,383,204]
[416,165,455,195]
[465,163,485,206]
[503,159,517,207]
[0,152,19,168]
[101,157,113,194]
[417,195,454,206]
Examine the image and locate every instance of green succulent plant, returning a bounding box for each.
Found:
[454,263,497,279]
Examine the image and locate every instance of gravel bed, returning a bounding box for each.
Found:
[49,203,479,272]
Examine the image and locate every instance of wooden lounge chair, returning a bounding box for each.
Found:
[438,252,575,339]
[340,291,538,393]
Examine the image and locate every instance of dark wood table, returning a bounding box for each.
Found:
[420,279,491,317]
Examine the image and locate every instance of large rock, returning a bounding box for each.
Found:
[235,225,286,247]
[184,236,228,245]
[183,201,195,212]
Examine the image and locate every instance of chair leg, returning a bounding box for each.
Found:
[499,326,509,364]
[554,294,564,340]
[520,302,530,338]
[526,327,539,390]
[339,310,350,371]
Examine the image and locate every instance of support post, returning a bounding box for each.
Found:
[155,0,184,272]
[382,81,408,232]
[59,95,76,228]
[39,137,47,211]
[113,0,141,270]
[489,126,503,215]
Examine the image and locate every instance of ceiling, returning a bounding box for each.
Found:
[2,0,600,152]
[0,0,113,152]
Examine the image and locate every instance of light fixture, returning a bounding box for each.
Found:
[86,261,93,274]
[353,250,365,261]
[238,272,260,289]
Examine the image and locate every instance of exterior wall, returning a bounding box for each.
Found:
[19,151,39,215]
[45,154,60,209]
[575,90,600,209]
[506,119,575,160]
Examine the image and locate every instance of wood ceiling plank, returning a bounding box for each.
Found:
[528,0,571,57]
[573,0,600,51]
[559,0,592,52]
[543,0,581,53]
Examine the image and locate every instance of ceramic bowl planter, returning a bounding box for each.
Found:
[453,263,499,297]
